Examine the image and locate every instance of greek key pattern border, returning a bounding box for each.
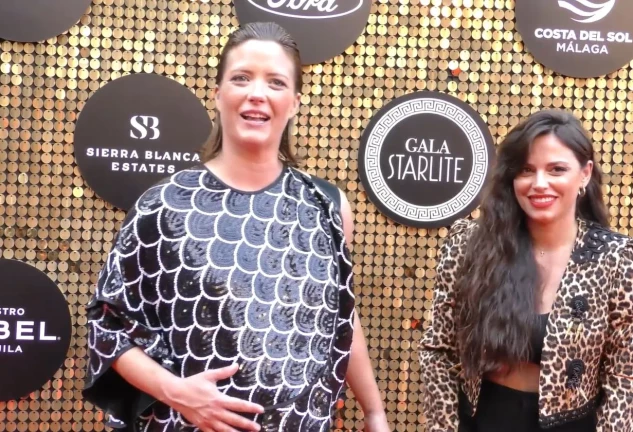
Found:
[364,98,489,222]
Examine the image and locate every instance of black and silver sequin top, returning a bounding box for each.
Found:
[83,166,355,432]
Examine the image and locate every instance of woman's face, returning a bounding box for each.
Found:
[215,39,300,156]
[513,134,592,226]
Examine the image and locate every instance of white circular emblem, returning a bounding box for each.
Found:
[360,91,495,228]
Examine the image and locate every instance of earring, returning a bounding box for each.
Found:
[578,184,587,197]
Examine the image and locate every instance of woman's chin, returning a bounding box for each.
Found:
[523,210,558,226]
[234,134,277,151]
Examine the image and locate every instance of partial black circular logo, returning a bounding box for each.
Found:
[234,1,372,65]
[0,259,72,401]
[74,73,212,210]
[516,0,633,77]
[0,0,92,42]
[359,91,495,228]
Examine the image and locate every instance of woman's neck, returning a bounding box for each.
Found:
[527,214,578,253]
[205,147,284,192]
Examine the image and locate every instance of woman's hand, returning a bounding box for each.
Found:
[164,364,264,432]
[364,410,390,432]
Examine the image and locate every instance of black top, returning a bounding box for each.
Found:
[529,313,550,364]
[82,166,356,432]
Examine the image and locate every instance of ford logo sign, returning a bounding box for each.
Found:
[246,0,365,19]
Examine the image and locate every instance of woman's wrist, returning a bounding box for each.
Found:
[360,397,387,417]
[365,408,387,419]
[364,408,389,431]
[111,348,185,410]
[157,372,185,407]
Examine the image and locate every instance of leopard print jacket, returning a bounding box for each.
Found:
[419,218,633,432]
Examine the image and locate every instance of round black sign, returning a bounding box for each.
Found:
[234,1,372,65]
[516,0,633,78]
[0,0,92,42]
[0,259,72,401]
[74,73,212,210]
[359,91,495,228]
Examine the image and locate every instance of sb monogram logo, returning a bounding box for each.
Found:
[130,115,160,140]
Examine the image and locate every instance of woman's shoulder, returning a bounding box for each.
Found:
[581,221,633,301]
[445,218,478,243]
[435,218,478,263]
[289,168,343,206]
[581,219,632,254]
[289,167,335,186]
[576,220,633,285]
[449,217,477,234]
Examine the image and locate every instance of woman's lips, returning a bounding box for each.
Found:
[528,195,557,209]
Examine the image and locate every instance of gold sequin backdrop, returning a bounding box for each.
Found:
[1,0,632,430]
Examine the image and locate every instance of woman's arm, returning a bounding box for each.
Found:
[339,191,390,432]
[595,240,633,432]
[345,310,390,431]
[418,219,471,432]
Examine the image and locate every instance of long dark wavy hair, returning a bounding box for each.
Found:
[456,110,609,378]
[200,22,302,165]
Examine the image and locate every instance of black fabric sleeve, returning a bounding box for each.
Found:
[83,203,175,430]
[310,175,342,212]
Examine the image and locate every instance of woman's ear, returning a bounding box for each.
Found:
[290,92,301,119]
[214,85,224,115]
[581,160,593,187]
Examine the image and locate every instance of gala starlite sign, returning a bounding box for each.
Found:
[359,91,495,228]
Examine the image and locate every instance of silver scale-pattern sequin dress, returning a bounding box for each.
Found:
[83,166,355,432]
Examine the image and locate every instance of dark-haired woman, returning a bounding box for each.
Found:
[420,110,633,432]
[83,22,388,432]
